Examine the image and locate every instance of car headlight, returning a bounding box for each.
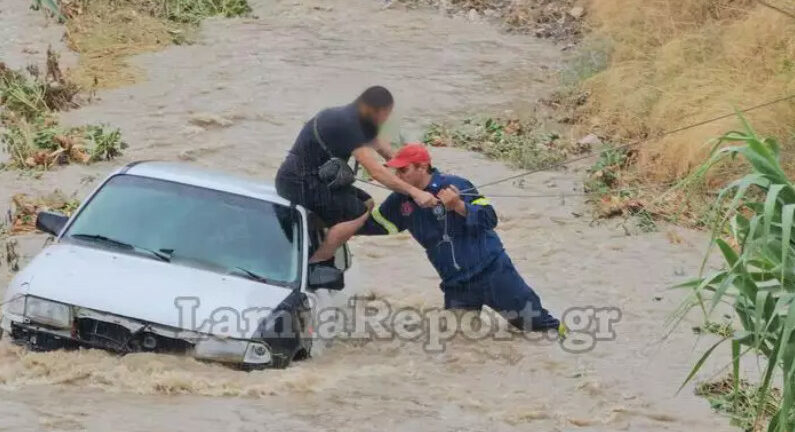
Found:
[243,342,272,365]
[24,297,72,329]
[2,295,26,317]
[194,338,272,365]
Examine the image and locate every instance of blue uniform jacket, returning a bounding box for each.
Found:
[358,170,504,285]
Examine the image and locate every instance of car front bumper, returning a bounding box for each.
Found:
[0,305,273,368]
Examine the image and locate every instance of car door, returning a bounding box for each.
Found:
[303,212,351,343]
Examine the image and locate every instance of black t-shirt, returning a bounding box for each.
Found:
[278,103,378,179]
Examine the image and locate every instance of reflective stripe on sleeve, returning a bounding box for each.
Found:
[372,208,399,234]
[471,197,491,206]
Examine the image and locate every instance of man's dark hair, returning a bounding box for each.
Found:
[357,86,394,109]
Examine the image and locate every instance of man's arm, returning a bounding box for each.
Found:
[357,195,406,236]
[372,137,395,161]
[437,180,497,231]
[353,146,438,208]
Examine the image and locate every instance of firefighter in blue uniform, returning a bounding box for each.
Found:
[358,144,562,333]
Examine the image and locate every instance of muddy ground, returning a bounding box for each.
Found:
[0,0,736,431]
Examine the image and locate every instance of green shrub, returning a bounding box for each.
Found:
[423,117,568,171]
[83,124,127,162]
[676,115,795,431]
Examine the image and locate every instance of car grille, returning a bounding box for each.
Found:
[75,318,193,354]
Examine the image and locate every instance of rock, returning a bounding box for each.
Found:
[569,6,585,19]
[577,133,602,147]
[467,8,479,22]
[483,8,495,17]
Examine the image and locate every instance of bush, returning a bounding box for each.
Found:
[584,145,629,195]
[0,58,126,171]
[422,117,568,171]
[159,0,252,24]
[677,117,795,431]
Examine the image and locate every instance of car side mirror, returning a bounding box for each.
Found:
[308,265,345,291]
[36,211,69,237]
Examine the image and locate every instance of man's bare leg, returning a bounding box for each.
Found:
[309,206,371,263]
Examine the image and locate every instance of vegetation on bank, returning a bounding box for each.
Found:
[32,0,252,89]
[2,0,253,170]
[575,0,794,225]
[697,376,781,432]
[0,52,126,171]
[676,119,795,431]
[422,116,571,171]
[395,0,585,41]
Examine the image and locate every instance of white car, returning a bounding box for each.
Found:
[0,161,351,369]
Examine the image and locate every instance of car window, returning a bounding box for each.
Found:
[64,174,301,287]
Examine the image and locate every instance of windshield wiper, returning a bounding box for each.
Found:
[230,267,272,284]
[69,233,172,262]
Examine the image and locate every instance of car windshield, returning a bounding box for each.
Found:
[63,174,301,287]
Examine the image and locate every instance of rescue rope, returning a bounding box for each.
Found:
[460,94,795,194]
[757,0,795,19]
[356,94,794,198]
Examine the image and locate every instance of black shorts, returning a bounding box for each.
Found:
[276,173,372,226]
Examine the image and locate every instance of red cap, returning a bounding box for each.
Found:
[385,143,431,168]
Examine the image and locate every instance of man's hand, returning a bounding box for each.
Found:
[438,185,467,216]
[412,189,439,208]
[372,137,395,161]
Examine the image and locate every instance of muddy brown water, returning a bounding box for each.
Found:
[0,0,737,431]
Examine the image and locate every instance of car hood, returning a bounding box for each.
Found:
[20,243,294,339]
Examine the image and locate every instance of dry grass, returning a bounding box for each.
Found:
[580,0,795,185]
[696,375,780,432]
[54,0,251,89]
[63,0,183,89]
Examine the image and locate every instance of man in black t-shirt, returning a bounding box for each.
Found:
[276,86,438,263]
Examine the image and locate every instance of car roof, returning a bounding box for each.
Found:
[120,161,292,207]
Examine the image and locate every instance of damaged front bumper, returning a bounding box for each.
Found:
[0,299,273,368]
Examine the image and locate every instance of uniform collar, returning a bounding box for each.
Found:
[424,169,445,193]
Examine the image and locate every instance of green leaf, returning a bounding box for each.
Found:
[764,184,786,238]
[756,325,784,427]
[732,339,741,403]
[677,336,730,395]
[716,238,739,268]
[781,204,795,285]
[710,273,738,314]
[32,0,65,21]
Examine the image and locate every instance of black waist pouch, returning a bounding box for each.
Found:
[314,115,356,190]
